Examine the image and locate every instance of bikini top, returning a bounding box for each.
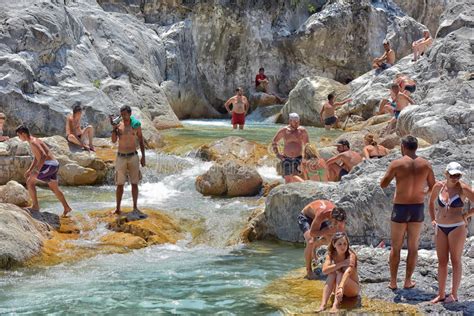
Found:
[438,184,464,209]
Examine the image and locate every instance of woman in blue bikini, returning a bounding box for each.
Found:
[429,162,474,304]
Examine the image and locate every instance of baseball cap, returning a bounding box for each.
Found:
[333,139,350,147]
[289,113,300,120]
[446,162,464,175]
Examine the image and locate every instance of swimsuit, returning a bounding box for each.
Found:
[404,85,416,93]
[339,168,349,179]
[369,155,385,159]
[281,156,302,176]
[231,112,246,125]
[436,185,465,235]
[324,116,337,126]
[394,110,401,119]
[307,168,326,181]
[37,160,60,182]
[297,213,330,234]
[391,204,424,223]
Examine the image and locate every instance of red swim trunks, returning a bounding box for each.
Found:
[231,112,246,125]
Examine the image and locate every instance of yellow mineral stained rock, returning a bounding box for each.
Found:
[100,232,147,249]
[262,268,419,314]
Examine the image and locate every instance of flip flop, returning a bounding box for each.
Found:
[430,296,445,304]
[444,295,458,303]
[387,285,398,291]
[403,282,416,289]
[110,210,122,216]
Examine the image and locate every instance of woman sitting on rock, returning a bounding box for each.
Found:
[362,133,389,159]
[429,162,474,304]
[318,232,360,313]
[299,143,328,182]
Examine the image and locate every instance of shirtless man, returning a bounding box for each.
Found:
[373,40,396,75]
[272,113,309,183]
[0,112,9,142]
[384,84,415,135]
[326,139,362,181]
[111,105,146,219]
[66,102,94,151]
[380,135,435,290]
[297,200,346,279]
[224,87,250,130]
[15,125,72,217]
[320,94,352,130]
[412,30,433,62]
[255,68,284,103]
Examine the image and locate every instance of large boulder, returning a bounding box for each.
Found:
[0,180,30,207]
[392,0,449,36]
[195,161,263,197]
[262,141,474,246]
[281,76,350,126]
[0,203,47,268]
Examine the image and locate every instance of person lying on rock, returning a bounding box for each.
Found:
[272,113,309,183]
[298,143,328,182]
[0,112,9,142]
[326,139,362,181]
[255,67,285,103]
[15,125,72,217]
[111,105,147,220]
[320,93,352,130]
[394,73,416,96]
[380,135,435,290]
[297,200,346,280]
[372,40,395,75]
[224,87,250,130]
[66,102,95,151]
[412,30,433,62]
[429,162,474,304]
[362,133,389,159]
[382,84,415,135]
[318,232,359,313]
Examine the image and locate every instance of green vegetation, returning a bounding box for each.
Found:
[92,79,101,89]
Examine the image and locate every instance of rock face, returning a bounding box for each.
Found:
[195,161,263,197]
[0,180,30,207]
[0,203,47,268]
[392,0,449,36]
[262,141,474,246]
[281,76,350,126]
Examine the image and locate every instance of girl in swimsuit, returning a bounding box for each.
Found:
[362,133,390,159]
[318,232,360,313]
[429,162,474,304]
[300,143,328,182]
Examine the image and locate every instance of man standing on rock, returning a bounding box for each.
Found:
[380,135,435,290]
[297,200,346,279]
[326,139,362,181]
[272,113,309,183]
[373,40,396,75]
[15,125,72,217]
[111,105,147,220]
[224,87,250,130]
[320,94,352,130]
[66,102,95,151]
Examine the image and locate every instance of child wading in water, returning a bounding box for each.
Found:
[299,143,328,182]
[318,232,360,313]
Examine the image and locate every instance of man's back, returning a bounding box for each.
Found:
[392,156,432,204]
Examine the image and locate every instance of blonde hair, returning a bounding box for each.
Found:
[364,133,377,146]
[304,143,320,160]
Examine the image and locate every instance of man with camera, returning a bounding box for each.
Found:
[111,105,146,220]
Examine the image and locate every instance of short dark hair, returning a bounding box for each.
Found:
[72,102,82,114]
[235,87,242,92]
[331,207,346,222]
[391,83,399,91]
[259,67,264,71]
[401,135,418,151]
[15,124,30,136]
[328,93,335,101]
[120,105,132,114]
[336,139,350,148]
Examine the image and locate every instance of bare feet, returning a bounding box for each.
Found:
[316,305,326,313]
[403,280,416,289]
[430,295,446,304]
[24,207,40,213]
[304,271,318,280]
[329,306,339,313]
[444,294,458,303]
[110,209,122,216]
[62,207,72,217]
[388,281,398,290]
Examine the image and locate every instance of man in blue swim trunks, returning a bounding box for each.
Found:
[373,40,396,75]
[16,125,72,217]
[297,199,346,279]
[326,139,362,181]
[381,135,435,290]
[320,94,352,130]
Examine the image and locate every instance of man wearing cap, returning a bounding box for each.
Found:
[373,40,396,75]
[380,135,435,290]
[320,94,352,130]
[66,102,95,151]
[297,200,346,279]
[224,87,250,130]
[326,139,362,181]
[0,112,9,142]
[272,113,309,183]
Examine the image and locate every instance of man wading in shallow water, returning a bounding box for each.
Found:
[271,113,309,183]
[380,135,435,290]
[111,105,147,220]
[224,87,250,130]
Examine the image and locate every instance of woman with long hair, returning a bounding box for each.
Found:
[300,143,329,182]
[318,232,360,312]
[429,162,474,304]
[362,133,389,159]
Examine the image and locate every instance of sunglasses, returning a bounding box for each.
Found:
[449,174,462,179]
[334,232,346,238]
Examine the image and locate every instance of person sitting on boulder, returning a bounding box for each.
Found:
[383,84,415,135]
[66,102,95,151]
[326,139,362,181]
[255,67,285,103]
[320,94,352,130]
[0,112,9,142]
[362,133,389,159]
[318,232,360,313]
[272,113,309,183]
[224,87,250,130]
[373,40,396,75]
[412,30,433,62]
[394,73,417,96]
[299,143,328,182]
[15,125,72,217]
[297,200,346,280]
